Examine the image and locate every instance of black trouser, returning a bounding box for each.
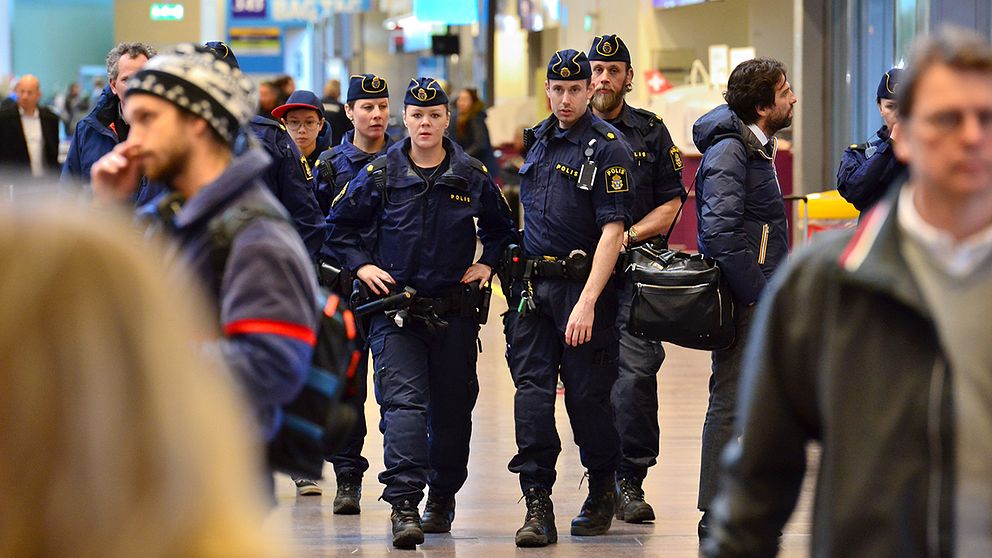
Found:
[612,279,667,482]
[503,279,621,493]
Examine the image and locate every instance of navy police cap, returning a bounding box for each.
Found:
[347,73,389,103]
[547,49,591,81]
[204,41,240,69]
[587,34,631,65]
[877,68,903,102]
[404,77,447,107]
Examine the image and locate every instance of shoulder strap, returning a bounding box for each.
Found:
[467,156,490,177]
[591,120,619,141]
[662,134,749,244]
[208,203,290,293]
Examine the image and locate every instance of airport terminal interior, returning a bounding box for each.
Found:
[1,0,991,556]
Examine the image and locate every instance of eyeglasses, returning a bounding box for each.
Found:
[917,108,992,136]
[285,119,321,131]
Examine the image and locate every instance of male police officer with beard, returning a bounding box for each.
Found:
[503,49,634,547]
[586,34,686,524]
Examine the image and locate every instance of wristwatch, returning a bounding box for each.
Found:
[628,225,640,244]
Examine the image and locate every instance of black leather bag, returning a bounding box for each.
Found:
[624,182,735,351]
[626,241,735,350]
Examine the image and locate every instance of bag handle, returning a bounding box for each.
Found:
[662,133,748,245]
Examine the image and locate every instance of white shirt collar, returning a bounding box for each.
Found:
[747,123,769,146]
[17,105,38,118]
[898,184,992,278]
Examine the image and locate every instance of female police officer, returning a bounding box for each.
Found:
[315,73,394,216]
[325,77,515,549]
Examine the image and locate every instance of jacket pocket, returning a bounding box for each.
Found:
[758,223,770,265]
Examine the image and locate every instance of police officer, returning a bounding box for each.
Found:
[325,77,515,549]
[291,75,393,509]
[315,74,395,216]
[587,33,686,524]
[837,67,907,212]
[503,49,634,547]
[197,42,325,263]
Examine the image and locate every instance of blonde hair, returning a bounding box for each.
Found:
[0,202,285,558]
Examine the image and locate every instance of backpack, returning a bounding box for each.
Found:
[209,203,362,479]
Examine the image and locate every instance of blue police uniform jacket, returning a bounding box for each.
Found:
[606,103,685,224]
[326,136,516,297]
[141,148,319,441]
[836,125,907,212]
[315,129,396,217]
[61,86,119,182]
[249,115,325,263]
[693,104,789,306]
[518,109,634,258]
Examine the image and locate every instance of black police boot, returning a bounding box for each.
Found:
[420,491,455,533]
[390,500,424,549]
[332,474,361,515]
[615,477,655,523]
[514,487,557,547]
[570,473,616,536]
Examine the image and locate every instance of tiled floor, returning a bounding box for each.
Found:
[268,296,814,556]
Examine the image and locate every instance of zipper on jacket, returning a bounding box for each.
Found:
[926,358,946,558]
[758,223,770,265]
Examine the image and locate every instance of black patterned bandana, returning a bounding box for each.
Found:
[125,44,257,145]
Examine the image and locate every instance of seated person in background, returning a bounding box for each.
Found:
[837,67,907,212]
[0,202,284,558]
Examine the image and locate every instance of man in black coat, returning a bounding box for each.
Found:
[0,74,60,178]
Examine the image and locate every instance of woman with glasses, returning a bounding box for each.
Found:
[324,77,516,549]
[273,89,331,172]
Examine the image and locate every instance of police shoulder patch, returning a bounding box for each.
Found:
[592,120,618,140]
[669,145,684,172]
[300,155,313,181]
[467,156,489,176]
[604,166,629,194]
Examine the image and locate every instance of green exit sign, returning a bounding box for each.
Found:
[150,3,184,21]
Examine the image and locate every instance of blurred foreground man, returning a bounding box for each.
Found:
[704,27,992,558]
[91,45,318,457]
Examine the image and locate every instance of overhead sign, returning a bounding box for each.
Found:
[232,0,267,18]
[414,0,478,25]
[230,27,281,56]
[271,0,371,22]
[150,3,184,21]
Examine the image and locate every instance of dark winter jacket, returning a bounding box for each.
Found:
[693,104,789,306]
[61,86,121,182]
[836,124,908,212]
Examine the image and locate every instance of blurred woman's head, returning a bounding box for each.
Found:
[0,203,282,558]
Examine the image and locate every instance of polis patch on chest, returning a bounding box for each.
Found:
[450,193,472,204]
[604,166,629,193]
[555,163,580,180]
